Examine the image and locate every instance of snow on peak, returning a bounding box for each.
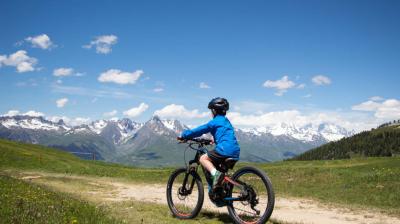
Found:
[240,122,353,142]
[318,123,354,141]
[116,119,143,143]
[88,120,109,134]
[0,116,70,131]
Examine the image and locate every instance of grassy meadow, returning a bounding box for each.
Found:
[1,138,400,223]
[0,174,121,224]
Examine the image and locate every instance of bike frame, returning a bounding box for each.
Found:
[180,142,248,203]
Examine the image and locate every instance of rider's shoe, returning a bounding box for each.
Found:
[212,170,224,190]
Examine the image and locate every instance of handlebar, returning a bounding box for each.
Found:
[177,137,213,146]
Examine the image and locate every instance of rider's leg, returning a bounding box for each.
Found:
[200,154,223,189]
[199,154,215,172]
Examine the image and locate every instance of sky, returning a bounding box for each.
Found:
[0,0,399,131]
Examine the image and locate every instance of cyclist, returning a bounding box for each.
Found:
[178,97,240,191]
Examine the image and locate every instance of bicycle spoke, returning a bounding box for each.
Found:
[233,206,259,216]
[227,167,275,223]
[167,169,203,218]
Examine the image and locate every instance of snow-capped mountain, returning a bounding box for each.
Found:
[0,115,70,132]
[87,119,143,144]
[0,114,355,166]
[241,122,354,142]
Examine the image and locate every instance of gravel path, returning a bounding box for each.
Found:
[21,172,400,224]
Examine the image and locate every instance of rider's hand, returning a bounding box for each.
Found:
[177,137,185,142]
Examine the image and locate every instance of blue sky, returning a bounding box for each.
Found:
[1,0,399,130]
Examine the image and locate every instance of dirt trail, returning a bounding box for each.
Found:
[20,172,400,224]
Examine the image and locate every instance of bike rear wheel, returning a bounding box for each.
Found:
[166,167,204,219]
[227,166,275,224]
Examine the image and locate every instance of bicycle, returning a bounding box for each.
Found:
[166,138,275,224]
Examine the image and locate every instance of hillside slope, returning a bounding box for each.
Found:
[292,124,400,161]
[0,138,172,183]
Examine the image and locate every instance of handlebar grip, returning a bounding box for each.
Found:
[177,137,186,143]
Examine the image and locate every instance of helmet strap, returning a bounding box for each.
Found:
[211,109,217,118]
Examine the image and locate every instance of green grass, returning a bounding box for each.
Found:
[0,138,173,183]
[0,174,121,224]
[1,138,400,216]
[252,158,400,215]
[0,174,280,224]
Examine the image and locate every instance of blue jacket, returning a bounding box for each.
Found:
[181,115,240,159]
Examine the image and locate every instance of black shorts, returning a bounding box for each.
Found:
[207,150,228,166]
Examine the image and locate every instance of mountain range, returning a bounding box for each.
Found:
[0,115,355,167]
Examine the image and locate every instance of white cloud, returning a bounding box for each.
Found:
[351,100,380,111]
[123,103,149,118]
[0,50,38,73]
[154,104,209,119]
[0,55,6,66]
[75,72,85,77]
[2,110,20,116]
[48,116,90,126]
[56,98,69,108]
[83,35,118,54]
[228,110,305,127]
[1,110,45,117]
[69,117,91,126]
[53,68,84,77]
[263,76,296,96]
[302,94,312,98]
[52,84,135,99]
[25,34,55,50]
[199,82,211,89]
[24,110,45,117]
[153,88,164,92]
[369,96,384,101]
[227,109,374,132]
[352,99,400,119]
[297,83,306,89]
[103,110,118,117]
[16,78,38,87]
[110,117,119,121]
[233,100,271,114]
[98,69,143,85]
[53,68,74,77]
[312,75,331,86]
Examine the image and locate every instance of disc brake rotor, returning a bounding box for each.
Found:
[177,186,188,200]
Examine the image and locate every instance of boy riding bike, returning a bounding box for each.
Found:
[169,99,274,222]
[178,97,240,191]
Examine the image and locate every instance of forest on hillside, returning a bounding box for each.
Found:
[292,124,400,161]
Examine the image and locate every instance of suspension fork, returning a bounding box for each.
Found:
[180,161,199,194]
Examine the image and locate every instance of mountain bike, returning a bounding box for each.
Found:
[166,138,275,224]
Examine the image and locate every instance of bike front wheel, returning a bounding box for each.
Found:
[166,167,204,219]
[227,166,275,224]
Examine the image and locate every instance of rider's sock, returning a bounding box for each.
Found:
[210,168,217,176]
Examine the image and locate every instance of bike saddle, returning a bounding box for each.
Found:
[224,158,238,169]
[218,158,237,172]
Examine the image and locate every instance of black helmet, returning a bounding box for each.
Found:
[208,97,229,112]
